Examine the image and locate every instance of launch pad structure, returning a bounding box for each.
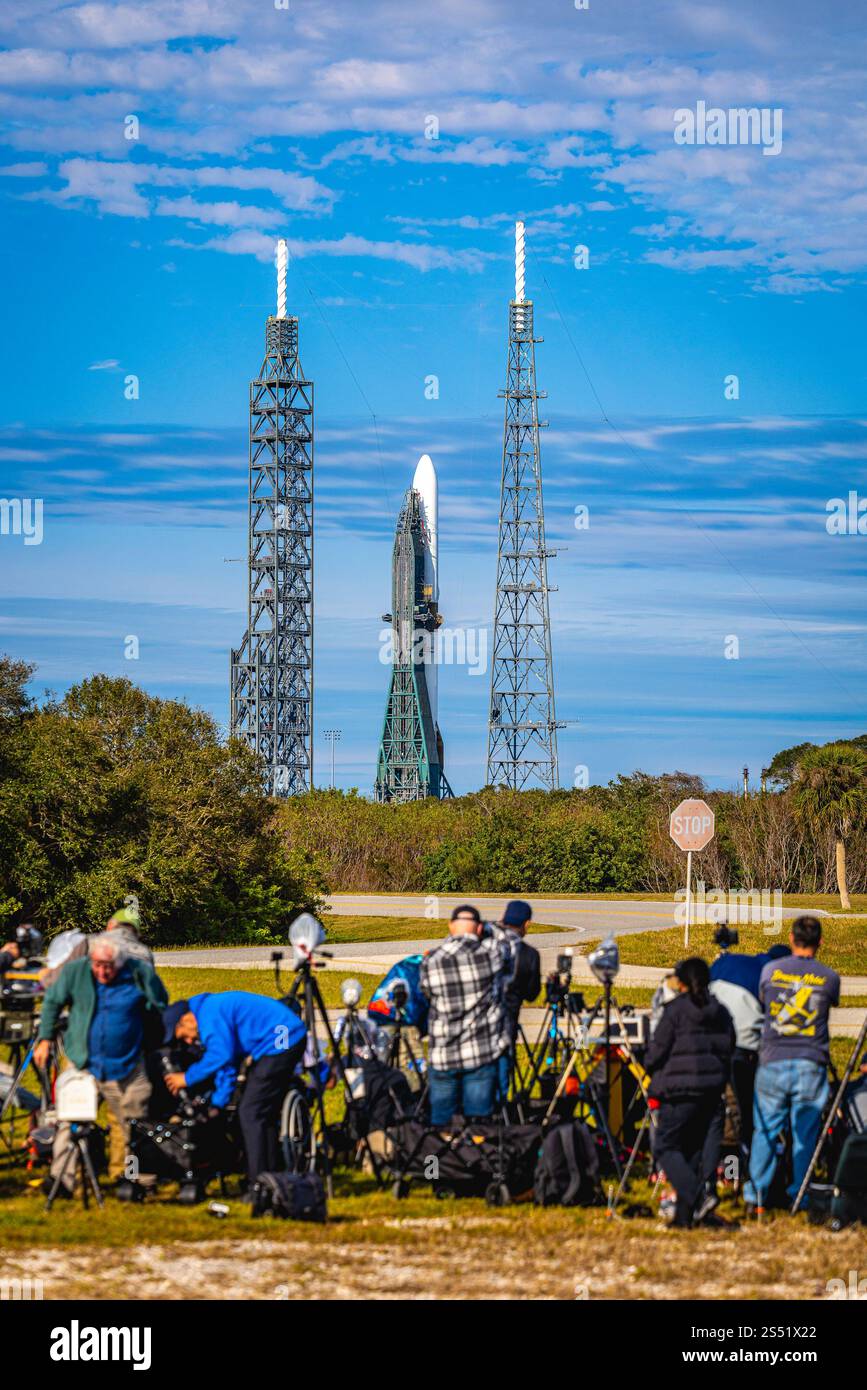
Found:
[229,241,314,797]
[486,222,562,791]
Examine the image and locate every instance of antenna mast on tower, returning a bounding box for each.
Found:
[486,221,561,790]
[230,239,314,796]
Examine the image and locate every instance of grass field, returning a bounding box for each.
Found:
[1,965,862,1300]
[0,1175,862,1300]
[607,917,867,977]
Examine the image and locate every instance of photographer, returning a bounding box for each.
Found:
[419,905,510,1127]
[492,900,541,1102]
[744,915,840,1214]
[708,928,789,1156]
[162,991,307,1191]
[34,932,168,1198]
[645,957,735,1229]
[40,903,153,991]
[0,940,20,974]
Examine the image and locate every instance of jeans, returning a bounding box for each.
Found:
[744,1058,829,1206]
[428,1061,499,1126]
[497,1048,514,1105]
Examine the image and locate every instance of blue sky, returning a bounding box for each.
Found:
[0,0,865,793]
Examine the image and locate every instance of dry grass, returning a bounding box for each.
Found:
[0,1187,861,1300]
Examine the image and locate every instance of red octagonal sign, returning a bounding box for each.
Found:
[669,798,715,852]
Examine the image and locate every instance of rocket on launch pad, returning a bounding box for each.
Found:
[374,455,452,802]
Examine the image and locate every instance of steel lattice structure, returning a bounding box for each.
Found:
[230,245,313,797]
[486,222,561,790]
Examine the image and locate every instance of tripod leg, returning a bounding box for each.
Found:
[80,1135,105,1209]
[791,1013,867,1214]
[44,1132,78,1211]
[608,1106,653,1216]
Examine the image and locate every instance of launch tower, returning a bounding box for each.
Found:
[486,222,561,790]
[230,240,314,796]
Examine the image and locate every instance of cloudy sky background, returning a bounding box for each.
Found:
[1,0,865,792]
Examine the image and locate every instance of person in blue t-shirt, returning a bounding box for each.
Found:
[162,992,307,1187]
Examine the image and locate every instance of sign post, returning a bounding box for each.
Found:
[669,798,716,947]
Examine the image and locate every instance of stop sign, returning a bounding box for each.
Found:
[669,798,715,852]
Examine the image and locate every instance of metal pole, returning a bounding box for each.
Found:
[684,849,693,949]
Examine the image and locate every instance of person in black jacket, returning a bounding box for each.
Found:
[645,956,735,1229]
[492,901,542,1103]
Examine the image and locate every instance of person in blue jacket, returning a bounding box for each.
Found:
[163,992,307,1187]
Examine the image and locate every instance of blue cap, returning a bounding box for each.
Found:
[162,999,190,1044]
[502,900,532,927]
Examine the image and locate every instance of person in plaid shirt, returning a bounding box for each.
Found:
[419,904,511,1126]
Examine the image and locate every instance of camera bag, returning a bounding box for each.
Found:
[250,1170,327,1222]
[533,1119,600,1206]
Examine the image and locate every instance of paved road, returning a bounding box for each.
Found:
[328,892,813,936]
[154,891,866,1005]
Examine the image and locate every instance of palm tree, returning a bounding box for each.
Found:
[792,743,867,909]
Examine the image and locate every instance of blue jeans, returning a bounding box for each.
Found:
[428,1062,498,1126]
[497,1049,514,1105]
[744,1058,829,1206]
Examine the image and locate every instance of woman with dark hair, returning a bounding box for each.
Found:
[645,956,735,1228]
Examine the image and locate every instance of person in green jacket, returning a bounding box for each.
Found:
[34,932,168,1198]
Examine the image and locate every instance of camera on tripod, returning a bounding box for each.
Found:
[544,951,586,1015]
[0,925,45,1046]
[713,922,739,952]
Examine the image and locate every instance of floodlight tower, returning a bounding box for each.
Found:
[230,239,314,796]
[486,221,561,790]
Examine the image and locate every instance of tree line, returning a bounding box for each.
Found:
[279,751,867,907]
[2,653,865,943]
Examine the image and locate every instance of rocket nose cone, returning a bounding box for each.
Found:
[413,453,436,490]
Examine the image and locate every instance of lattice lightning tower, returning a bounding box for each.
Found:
[486,221,561,790]
[230,239,314,796]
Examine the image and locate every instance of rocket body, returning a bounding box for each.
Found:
[412,453,438,725]
[374,452,450,802]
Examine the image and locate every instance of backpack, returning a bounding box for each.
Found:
[533,1121,600,1207]
[367,955,429,1034]
[250,1171,327,1223]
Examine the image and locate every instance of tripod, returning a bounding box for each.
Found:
[382,999,427,1118]
[0,1033,56,1160]
[544,988,655,1183]
[791,1012,867,1214]
[274,949,383,1193]
[44,1121,104,1211]
[520,989,583,1102]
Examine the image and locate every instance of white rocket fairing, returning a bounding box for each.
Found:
[412,453,438,725]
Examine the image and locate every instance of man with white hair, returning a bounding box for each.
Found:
[34,932,167,1198]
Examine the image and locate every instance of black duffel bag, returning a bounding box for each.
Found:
[250,1171,327,1222]
[391,1120,540,1198]
[534,1119,601,1207]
